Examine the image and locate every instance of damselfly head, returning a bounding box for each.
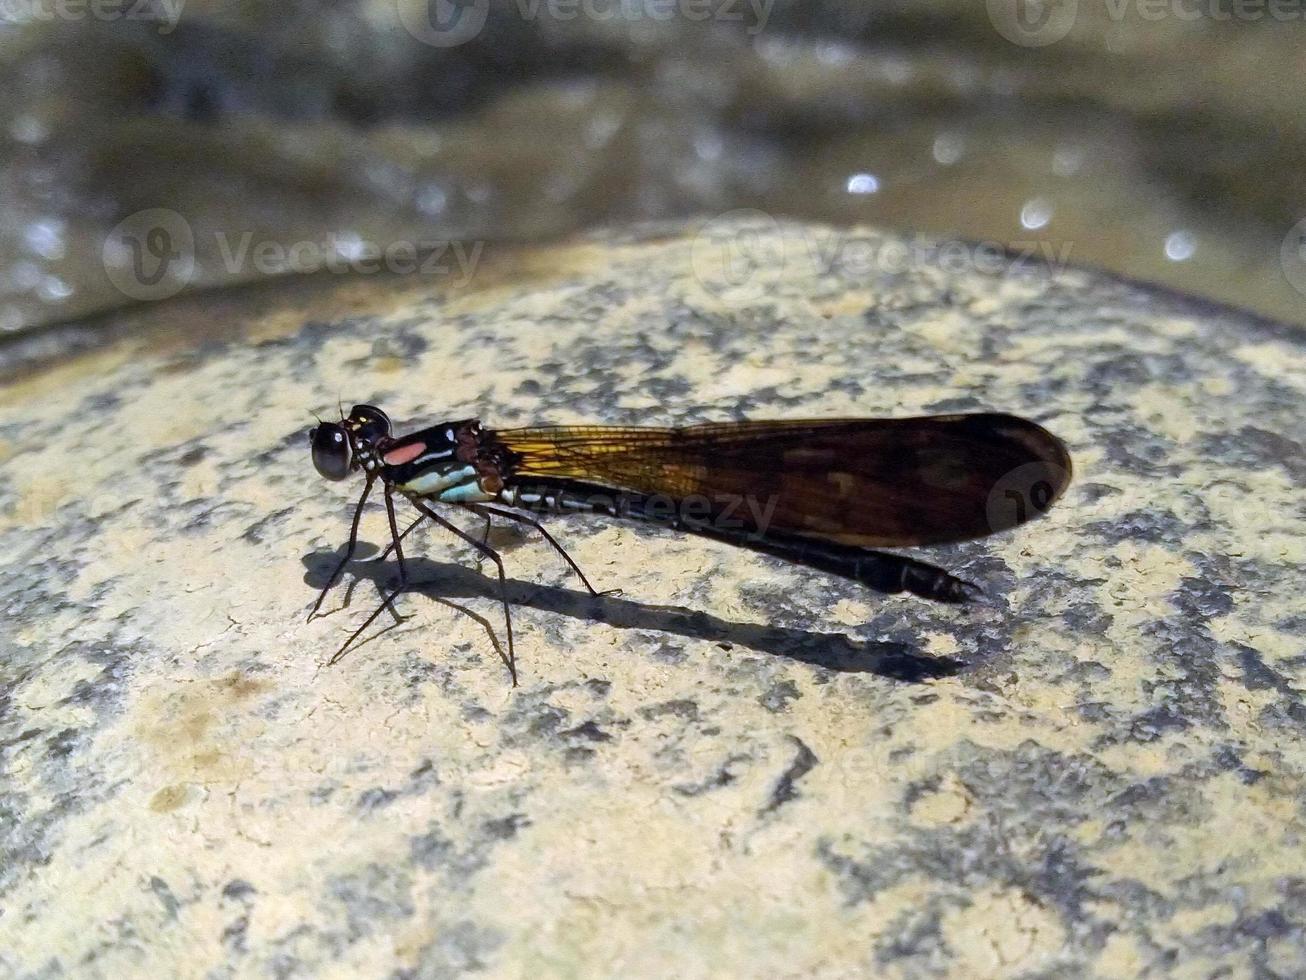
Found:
[310,404,395,481]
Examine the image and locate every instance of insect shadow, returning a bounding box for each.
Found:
[301,542,966,684]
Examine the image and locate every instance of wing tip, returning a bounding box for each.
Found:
[982,411,1075,512]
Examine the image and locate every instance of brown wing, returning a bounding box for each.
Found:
[493,413,1072,547]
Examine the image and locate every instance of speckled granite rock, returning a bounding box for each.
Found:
[1,218,1303,977]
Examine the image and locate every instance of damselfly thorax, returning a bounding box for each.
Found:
[308,404,1073,685]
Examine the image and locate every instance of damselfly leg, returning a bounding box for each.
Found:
[410,499,518,686]
[326,485,412,665]
[384,485,410,587]
[308,475,374,620]
[325,499,518,684]
[374,513,427,562]
[330,499,613,685]
[463,503,620,598]
[386,504,609,598]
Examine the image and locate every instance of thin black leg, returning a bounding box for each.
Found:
[374,483,413,621]
[340,511,426,625]
[384,484,410,586]
[309,475,374,621]
[327,503,521,676]
[329,580,408,666]
[472,511,491,574]
[465,503,619,598]
[329,483,415,665]
[411,498,518,687]
[375,513,427,563]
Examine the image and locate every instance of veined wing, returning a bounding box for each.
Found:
[492,413,1071,547]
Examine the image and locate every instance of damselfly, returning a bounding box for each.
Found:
[308,406,1072,684]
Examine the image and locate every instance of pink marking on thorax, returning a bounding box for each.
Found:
[383,442,426,466]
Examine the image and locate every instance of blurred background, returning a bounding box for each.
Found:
[2,0,1304,363]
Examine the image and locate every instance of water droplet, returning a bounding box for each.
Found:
[10,261,42,291]
[332,232,366,262]
[0,306,24,332]
[415,183,447,217]
[585,113,622,150]
[1164,230,1196,262]
[846,173,880,196]
[24,217,67,260]
[815,42,855,66]
[1020,198,1053,230]
[879,55,913,86]
[933,133,965,166]
[1052,143,1084,177]
[10,114,49,145]
[39,275,73,302]
[693,131,724,163]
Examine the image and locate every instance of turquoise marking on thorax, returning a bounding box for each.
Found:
[437,482,496,503]
[398,464,495,503]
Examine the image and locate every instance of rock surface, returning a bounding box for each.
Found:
[1,218,1303,977]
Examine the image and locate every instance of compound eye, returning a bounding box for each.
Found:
[311,423,352,480]
[350,404,392,443]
